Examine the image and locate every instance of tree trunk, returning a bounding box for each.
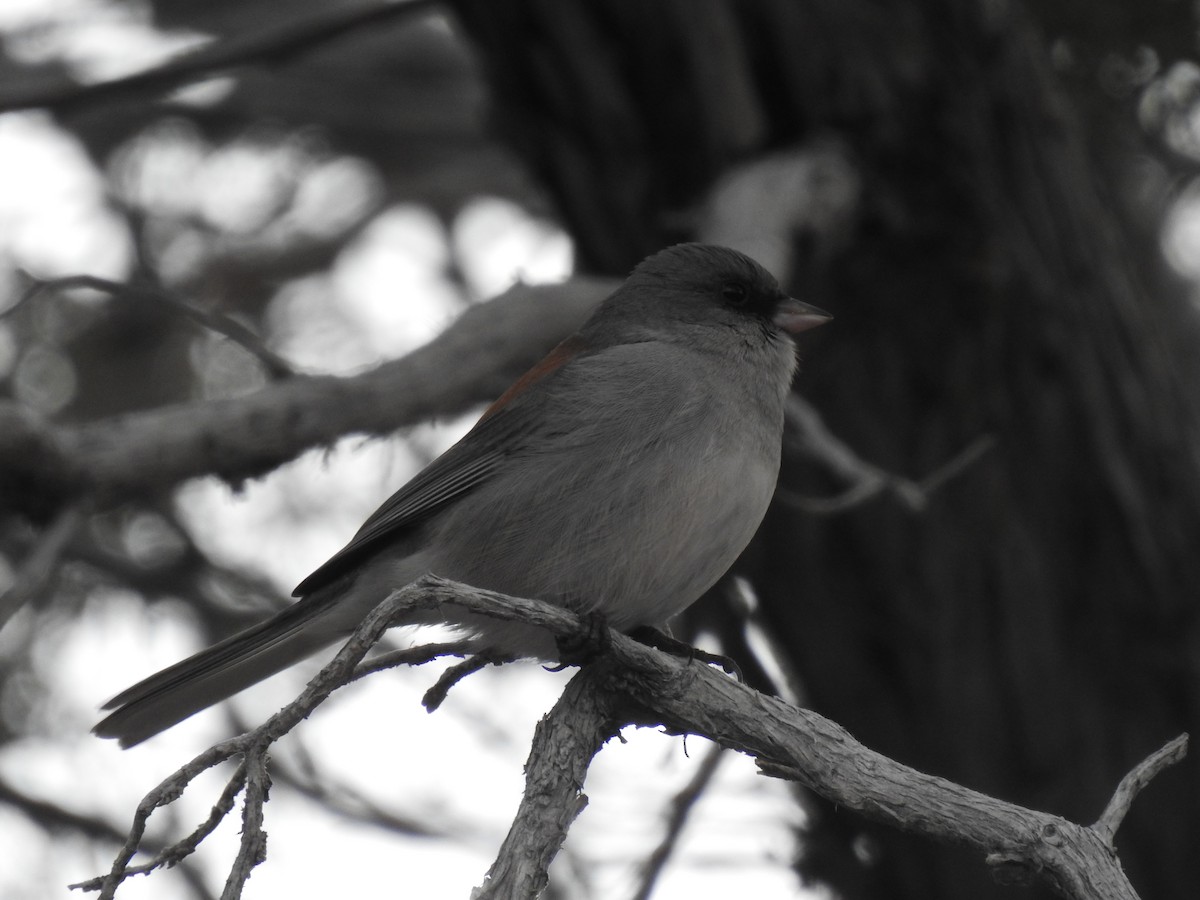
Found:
[450,1,1200,897]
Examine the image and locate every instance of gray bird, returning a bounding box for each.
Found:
[95,243,831,747]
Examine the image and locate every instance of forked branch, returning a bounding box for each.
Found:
[77,578,1185,900]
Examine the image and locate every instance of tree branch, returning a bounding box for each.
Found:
[473,662,623,899]
[0,0,444,115]
[479,588,1182,900]
[73,641,458,899]
[2,276,887,534]
[1,277,610,514]
[223,753,269,900]
[0,776,218,900]
[260,733,470,839]
[781,394,995,513]
[10,276,295,380]
[630,742,725,900]
[0,501,87,629]
[1092,734,1189,847]
[79,577,1184,899]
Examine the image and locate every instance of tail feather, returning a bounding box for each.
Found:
[94,602,344,748]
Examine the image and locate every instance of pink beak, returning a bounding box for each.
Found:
[773,296,833,334]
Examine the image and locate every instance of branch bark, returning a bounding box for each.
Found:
[0,278,610,515]
[79,578,1184,900]
[474,664,622,899]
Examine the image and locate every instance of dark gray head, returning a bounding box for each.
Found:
[586,243,831,343]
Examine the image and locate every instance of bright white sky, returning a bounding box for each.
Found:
[0,3,819,899]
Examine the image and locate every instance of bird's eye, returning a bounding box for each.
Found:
[722,283,749,306]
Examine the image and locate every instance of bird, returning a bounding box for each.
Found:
[94,243,831,747]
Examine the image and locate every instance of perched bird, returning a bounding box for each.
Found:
[95,243,831,747]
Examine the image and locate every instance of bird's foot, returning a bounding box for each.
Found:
[628,626,744,682]
[547,611,612,670]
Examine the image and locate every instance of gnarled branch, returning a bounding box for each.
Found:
[79,577,1183,900]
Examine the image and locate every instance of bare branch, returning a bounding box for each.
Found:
[71,760,247,897]
[0,776,218,900]
[351,640,471,682]
[0,0,444,115]
[1092,734,1189,848]
[1,277,610,514]
[418,581,1179,900]
[422,650,511,711]
[0,501,86,629]
[81,578,1179,900]
[631,742,725,900]
[222,754,269,900]
[10,276,295,379]
[782,394,995,513]
[75,633,478,898]
[473,663,622,899]
[0,777,138,847]
[264,741,468,840]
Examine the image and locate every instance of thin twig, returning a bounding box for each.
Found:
[0,777,219,900]
[1092,734,1189,847]
[75,587,478,898]
[267,747,463,839]
[11,276,295,379]
[351,640,471,682]
[630,743,725,900]
[0,502,87,630]
[423,651,511,711]
[915,434,995,496]
[0,0,443,114]
[783,395,995,513]
[72,758,248,898]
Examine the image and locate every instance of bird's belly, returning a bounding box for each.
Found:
[428,435,780,634]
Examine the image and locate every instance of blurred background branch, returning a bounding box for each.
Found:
[0,1,444,115]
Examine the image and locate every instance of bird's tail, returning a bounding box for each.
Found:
[93,600,345,748]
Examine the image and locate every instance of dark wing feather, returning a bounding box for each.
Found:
[292,413,519,596]
[292,335,589,597]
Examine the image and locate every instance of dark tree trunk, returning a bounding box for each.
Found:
[450,1,1200,898]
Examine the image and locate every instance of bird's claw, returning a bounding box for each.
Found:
[627,626,744,682]
[549,611,612,670]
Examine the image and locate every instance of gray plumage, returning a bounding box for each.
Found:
[95,243,829,747]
